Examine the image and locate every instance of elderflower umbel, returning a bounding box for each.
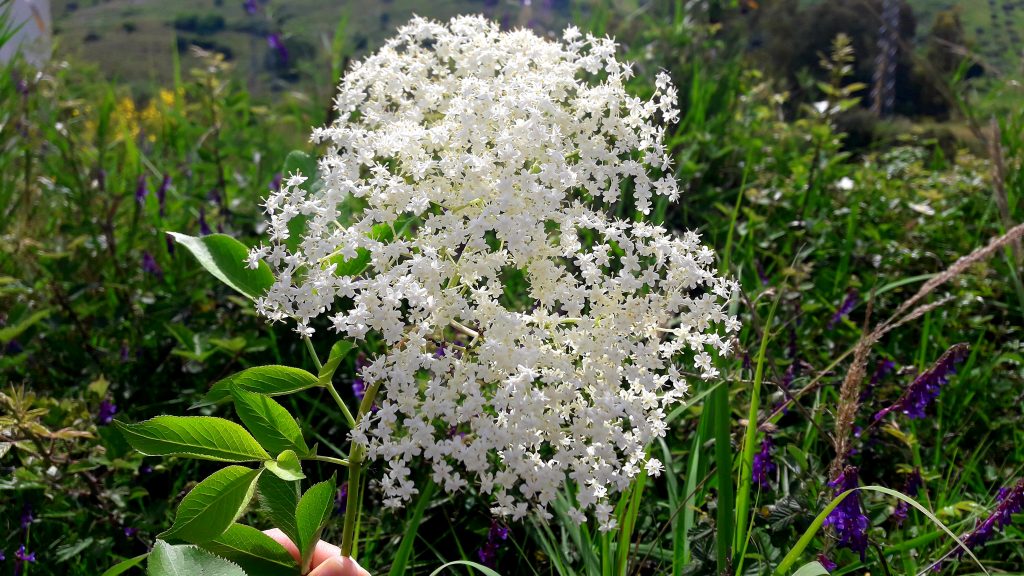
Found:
[251,15,739,530]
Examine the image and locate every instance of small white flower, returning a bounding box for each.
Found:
[837,176,854,191]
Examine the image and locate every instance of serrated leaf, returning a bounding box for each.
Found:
[231,389,308,456]
[318,340,355,385]
[266,449,305,481]
[167,232,274,300]
[205,524,300,576]
[257,473,301,546]
[101,553,147,576]
[148,540,247,576]
[197,366,319,407]
[162,466,262,543]
[296,475,336,573]
[115,417,270,462]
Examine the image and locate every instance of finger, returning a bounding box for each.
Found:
[263,529,349,572]
[307,555,371,576]
[263,528,300,562]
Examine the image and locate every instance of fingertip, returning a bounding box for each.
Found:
[262,528,300,562]
[308,555,369,576]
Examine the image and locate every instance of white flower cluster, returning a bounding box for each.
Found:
[250,15,739,530]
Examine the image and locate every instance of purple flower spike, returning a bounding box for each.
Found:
[817,553,837,571]
[267,33,289,63]
[874,344,969,421]
[961,477,1024,552]
[827,289,859,329]
[97,399,117,425]
[823,466,869,560]
[142,251,163,278]
[135,175,149,205]
[243,0,258,14]
[861,358,895,402]
[352,378,366,401]
[476,520,509,567]
[892,468,922,525]
[158,174,171,216]
[270,172,282,192]
[15,545,35,563]
[752,435,776,489]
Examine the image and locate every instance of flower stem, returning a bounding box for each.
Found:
[327,381,357,429]
[310,455,350,467]
[341,378,382,559]
[303,335,323,373]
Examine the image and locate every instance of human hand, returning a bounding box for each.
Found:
[263,528,371,576]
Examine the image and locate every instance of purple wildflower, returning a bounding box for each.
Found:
[352,378,366,401]
[15,545,35,563]
[20,505,33,529]
[157,174,171,216]
[124,526,139,538]
[861,358,895,402]
[827,289,859,329]
[961,477,1024,552]
[140,464,154,475]
[823,466,869,560]
[267,33,289,63]
[752,435,776,489]
[0,549,4,561]
[199,206,212,236]
[476,520,509,567]
[335,482,348,515]
[142,251,163,278]
[97,399,117,425]
[874,344,969,421]
[817,553,837,571]
[891,468,922,525]
[270,172,282,192]
[135,175,149,205]
[243,0,258,14]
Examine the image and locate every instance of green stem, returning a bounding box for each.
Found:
[310,455,350,467]
[303,335,323,373]
[341,378,383,559]
[327,381,357,430]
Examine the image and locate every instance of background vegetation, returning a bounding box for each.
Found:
[1,0,1022,575]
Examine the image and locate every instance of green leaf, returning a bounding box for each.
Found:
[256,473,301,546]
[162,466,263,543]
[388,478,436,576]
[265,449,306,481]
[147,540,247,576]
[231,388,308,456]
[791,561,830,576]
[197,366,319,407]
[167,232,274,300]
[324,248,371,278]
[428,561,503,576]
[114,416,270,462]
[296,475,337,573]
[318,340,355,386]
[0,308,51,345]
[205,524,300,576]
[100,553,148,576]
